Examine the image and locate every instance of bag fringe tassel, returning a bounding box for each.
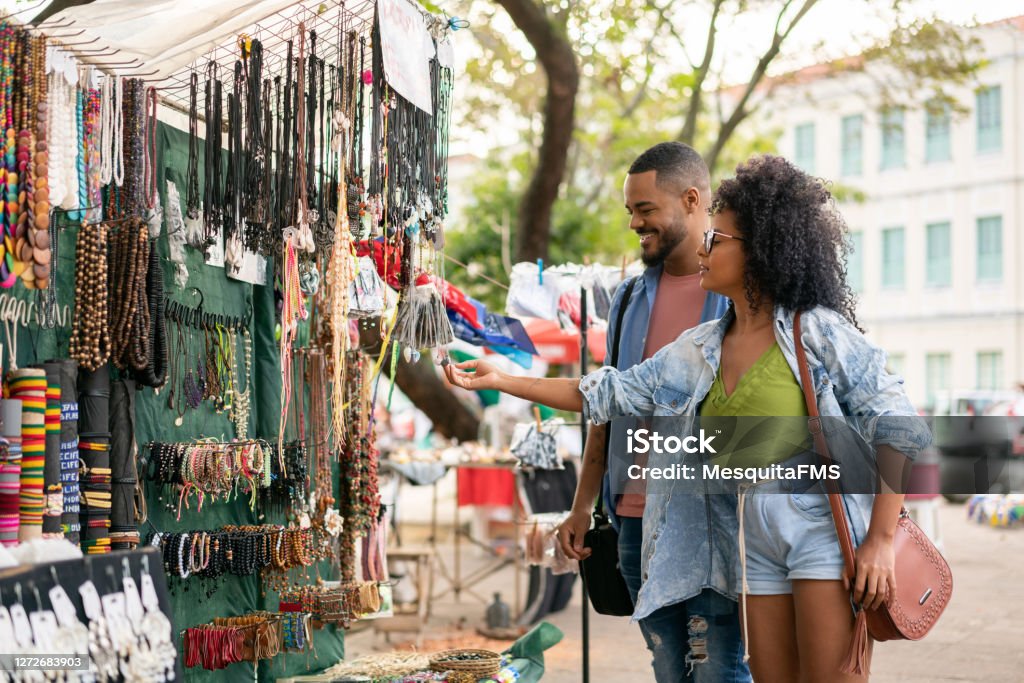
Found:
[840,609,871,676]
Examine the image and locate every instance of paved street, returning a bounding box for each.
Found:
[344,500,1024,682]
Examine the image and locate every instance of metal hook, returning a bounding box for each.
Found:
[50,566,59,587]
[7,0,48,18]
[45,30,87,40]
[53,35,97,45]
[141,554,150,576]
[122,556,132,580]
[14,583,22,605]
[30,583,42,610]
[105,565,117,592]
[190,286,204,310]
[74,47,119,55]
[33,18,75,30]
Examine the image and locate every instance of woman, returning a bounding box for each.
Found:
[444,155,929,681]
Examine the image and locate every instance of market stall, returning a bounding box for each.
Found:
[0,0,475,679]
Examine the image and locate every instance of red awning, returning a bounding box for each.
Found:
[523,318,607,365]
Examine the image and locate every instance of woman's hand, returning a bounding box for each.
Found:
[845,532,896,611]
[443,358,505,392]
[556,509,593,561]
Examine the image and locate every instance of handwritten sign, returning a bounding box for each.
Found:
[379,0,434,114]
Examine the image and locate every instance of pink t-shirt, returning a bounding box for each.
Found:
[616,272,705,518]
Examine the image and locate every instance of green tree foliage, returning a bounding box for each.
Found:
[445,0,983,283]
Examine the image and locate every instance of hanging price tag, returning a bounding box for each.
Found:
[79,581,103,621]
[101,592,129,648]
[123,577,145,629]
[9,604,34,649]
[29,611,58,651]
[49,585,80,629]
[140,573,160,612]
[0,606,15,644]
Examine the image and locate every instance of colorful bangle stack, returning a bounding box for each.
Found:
[78,365,111,554]
[0,398,22,545]
[109,378,138,549]
[9,367,46,542]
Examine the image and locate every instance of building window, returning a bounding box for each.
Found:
[976,86,1002,154]
[880,108,905,170]
[925,221,951,287]
[887,353,905,376]
[925,352,951,409]
[976,351,1003,390]
[925,100,951,163]
[881,226,904,289]
[841,114,863,176]
[847,231,864,292]
[976,215,1002,283]
[794,123,815,173]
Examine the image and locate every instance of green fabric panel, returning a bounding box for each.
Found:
[506,621,564,683]
[9,122,345,679]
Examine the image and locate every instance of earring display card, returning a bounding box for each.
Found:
[0,548,181,680]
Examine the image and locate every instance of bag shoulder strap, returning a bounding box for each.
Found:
[792,312,857,579]
[594,275,638,519]
[609,276,637,368]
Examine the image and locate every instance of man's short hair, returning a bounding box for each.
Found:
[628,142,710,196]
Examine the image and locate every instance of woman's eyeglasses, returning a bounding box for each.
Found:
[703,230,745,254]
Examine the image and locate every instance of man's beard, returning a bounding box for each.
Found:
[641,222,686,267]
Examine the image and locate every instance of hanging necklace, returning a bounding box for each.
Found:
[186,72,200,220]
[99,74,112,184]
[203,61,223,248]
[111,75,124,187]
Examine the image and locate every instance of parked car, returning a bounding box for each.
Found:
[933,390,1024,503]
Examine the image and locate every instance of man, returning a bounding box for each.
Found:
[556,142,750,682]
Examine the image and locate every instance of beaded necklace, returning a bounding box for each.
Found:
[1,25,20,288]
[99,74,112,184]
[74,86,87,220]
[84,86,102,221]
[144,85,158,211]
[230,329,252,439]
[68,221,110,371]
[111,75,124,187]
[108,219,151,371]
[16,31,34,289]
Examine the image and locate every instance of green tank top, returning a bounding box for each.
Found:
[699,342,809,467]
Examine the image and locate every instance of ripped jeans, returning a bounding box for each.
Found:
[619,516,751,683]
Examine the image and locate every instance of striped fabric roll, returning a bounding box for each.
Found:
[10,369,47,542]
[40,364,63,538]
[0,398,21,547]
[78,366,111,554]
[56,360,81,544]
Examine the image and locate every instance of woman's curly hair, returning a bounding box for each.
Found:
[710,155,860,329]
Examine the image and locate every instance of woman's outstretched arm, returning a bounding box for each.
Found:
[444,359,584,412]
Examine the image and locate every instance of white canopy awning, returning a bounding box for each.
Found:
[38,0,376,82]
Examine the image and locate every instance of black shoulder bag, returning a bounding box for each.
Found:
[580,276,637,616]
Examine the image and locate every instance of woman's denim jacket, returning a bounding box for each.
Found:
[579,305,931,621]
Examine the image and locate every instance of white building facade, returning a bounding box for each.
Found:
[758,18,1024,410]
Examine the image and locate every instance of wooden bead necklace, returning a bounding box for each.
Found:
[68,220,110,370]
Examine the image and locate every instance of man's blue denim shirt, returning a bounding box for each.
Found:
[583,305,931,621]
[602,264,729,529]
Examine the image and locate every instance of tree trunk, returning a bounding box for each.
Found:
[495,0,580,264]
[360,325,480,442]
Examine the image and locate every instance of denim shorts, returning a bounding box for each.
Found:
[736,478,869,595]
